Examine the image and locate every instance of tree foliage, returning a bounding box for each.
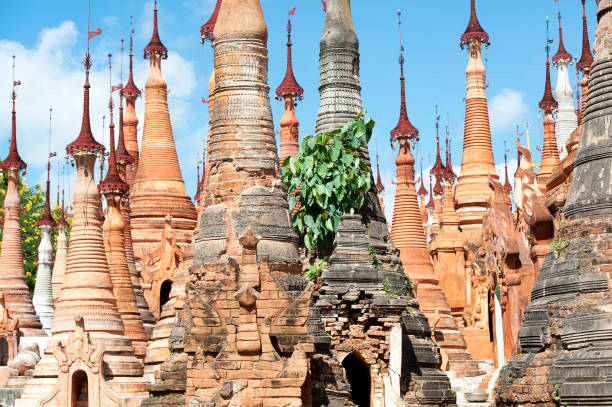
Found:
[282,116,374,251]
[0,172,72,293]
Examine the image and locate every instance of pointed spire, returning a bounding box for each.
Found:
[390,10,419,142]
[375,152,384,194]
[426,174,435,209]
[443,136,457,181]
[577,0,593,73]
[503,140,512,193]
[37,161,56,227]
[275,13,304,101]
[417,161,428,196]
[552,11,573,65]
[99,54,128,195]
[194,163,201,202]
[144,0,168,59]
[116,39,133,166]
[116,95,133,165]
[431,112,445,178]
[1,55,27,172]
[58,188,68,227]
[201,0,222,42]
[66,51,104,155]
[540,18,558,114]
[123,18,141,97]
[460,0,489,48]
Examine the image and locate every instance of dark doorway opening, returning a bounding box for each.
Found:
[343,352,371,407]
[0,338,8,366]
[71,370,88,407]
[160,280,172,314]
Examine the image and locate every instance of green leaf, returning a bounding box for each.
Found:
[288,194,297,211]
[316,164,328,179]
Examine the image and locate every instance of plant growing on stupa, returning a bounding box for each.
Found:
[0,173,72,293]
[282,116,373,251]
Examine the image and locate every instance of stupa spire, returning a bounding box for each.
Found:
[431,112,445,179]
[454,0,497,237]
[114,44,154,336]
[460,0,489,48]
[144,0,167,59]
[2,55,26,172]
[33,108,57,332]
[552,10,578,159]
[417,161,428,197]
[0,55,43,336]
[431,114,445,197]
[17,5,149,401]
[200,0,222,42]
[52,186,68,304]
[99,54,147,357]
[552,11,573,65]
[123,18,141,188]
[576,0,593,73]
[540,19,560,181]
[276,7,303,163]
[417,160,429,237]
[130,0,197,256]
[33,159,56,333]
[391,12,482,380]
[503,140,512,193]
[539,19,558,114]
[315,0,361,134]
[442,129,456,181]
[497,1,612,402]
[375,151,385,215]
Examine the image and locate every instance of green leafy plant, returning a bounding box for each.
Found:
[551,384,569,406]
[282,116,374,251]
[304,257,329,283]
[368,245,380,269]
[550,239,569,252]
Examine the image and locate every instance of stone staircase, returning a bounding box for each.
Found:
[447,360,497,407]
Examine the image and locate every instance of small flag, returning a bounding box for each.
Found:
[518,132,524,137]
[275,129,281,135]
[436,115,440,121]
[13,80,21,86]
[505,148,511,153]
[201,97,209,104]
[289,7,296,15]
[321,0,327,13]
[112,84,123,93]
[88,28,102,40]
[536,145,542,152]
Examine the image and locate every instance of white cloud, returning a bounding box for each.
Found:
[489,89,528,134]
[0,21,199,201]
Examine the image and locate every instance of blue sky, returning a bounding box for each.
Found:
[0,0,597,221]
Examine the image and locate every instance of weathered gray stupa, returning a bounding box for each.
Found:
[32,162,56,334]
[495,1,612,405]
[310,1,455,405]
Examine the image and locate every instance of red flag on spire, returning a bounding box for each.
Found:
[88,28,102,39]
[321,0,327,13]
[112,84,123,93]
[13,80,21,86]
[289,7,296,15]
[201,97,209,104]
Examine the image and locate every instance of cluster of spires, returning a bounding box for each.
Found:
[0,0,601,404]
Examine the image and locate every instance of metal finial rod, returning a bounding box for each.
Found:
[120,38,124,86]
